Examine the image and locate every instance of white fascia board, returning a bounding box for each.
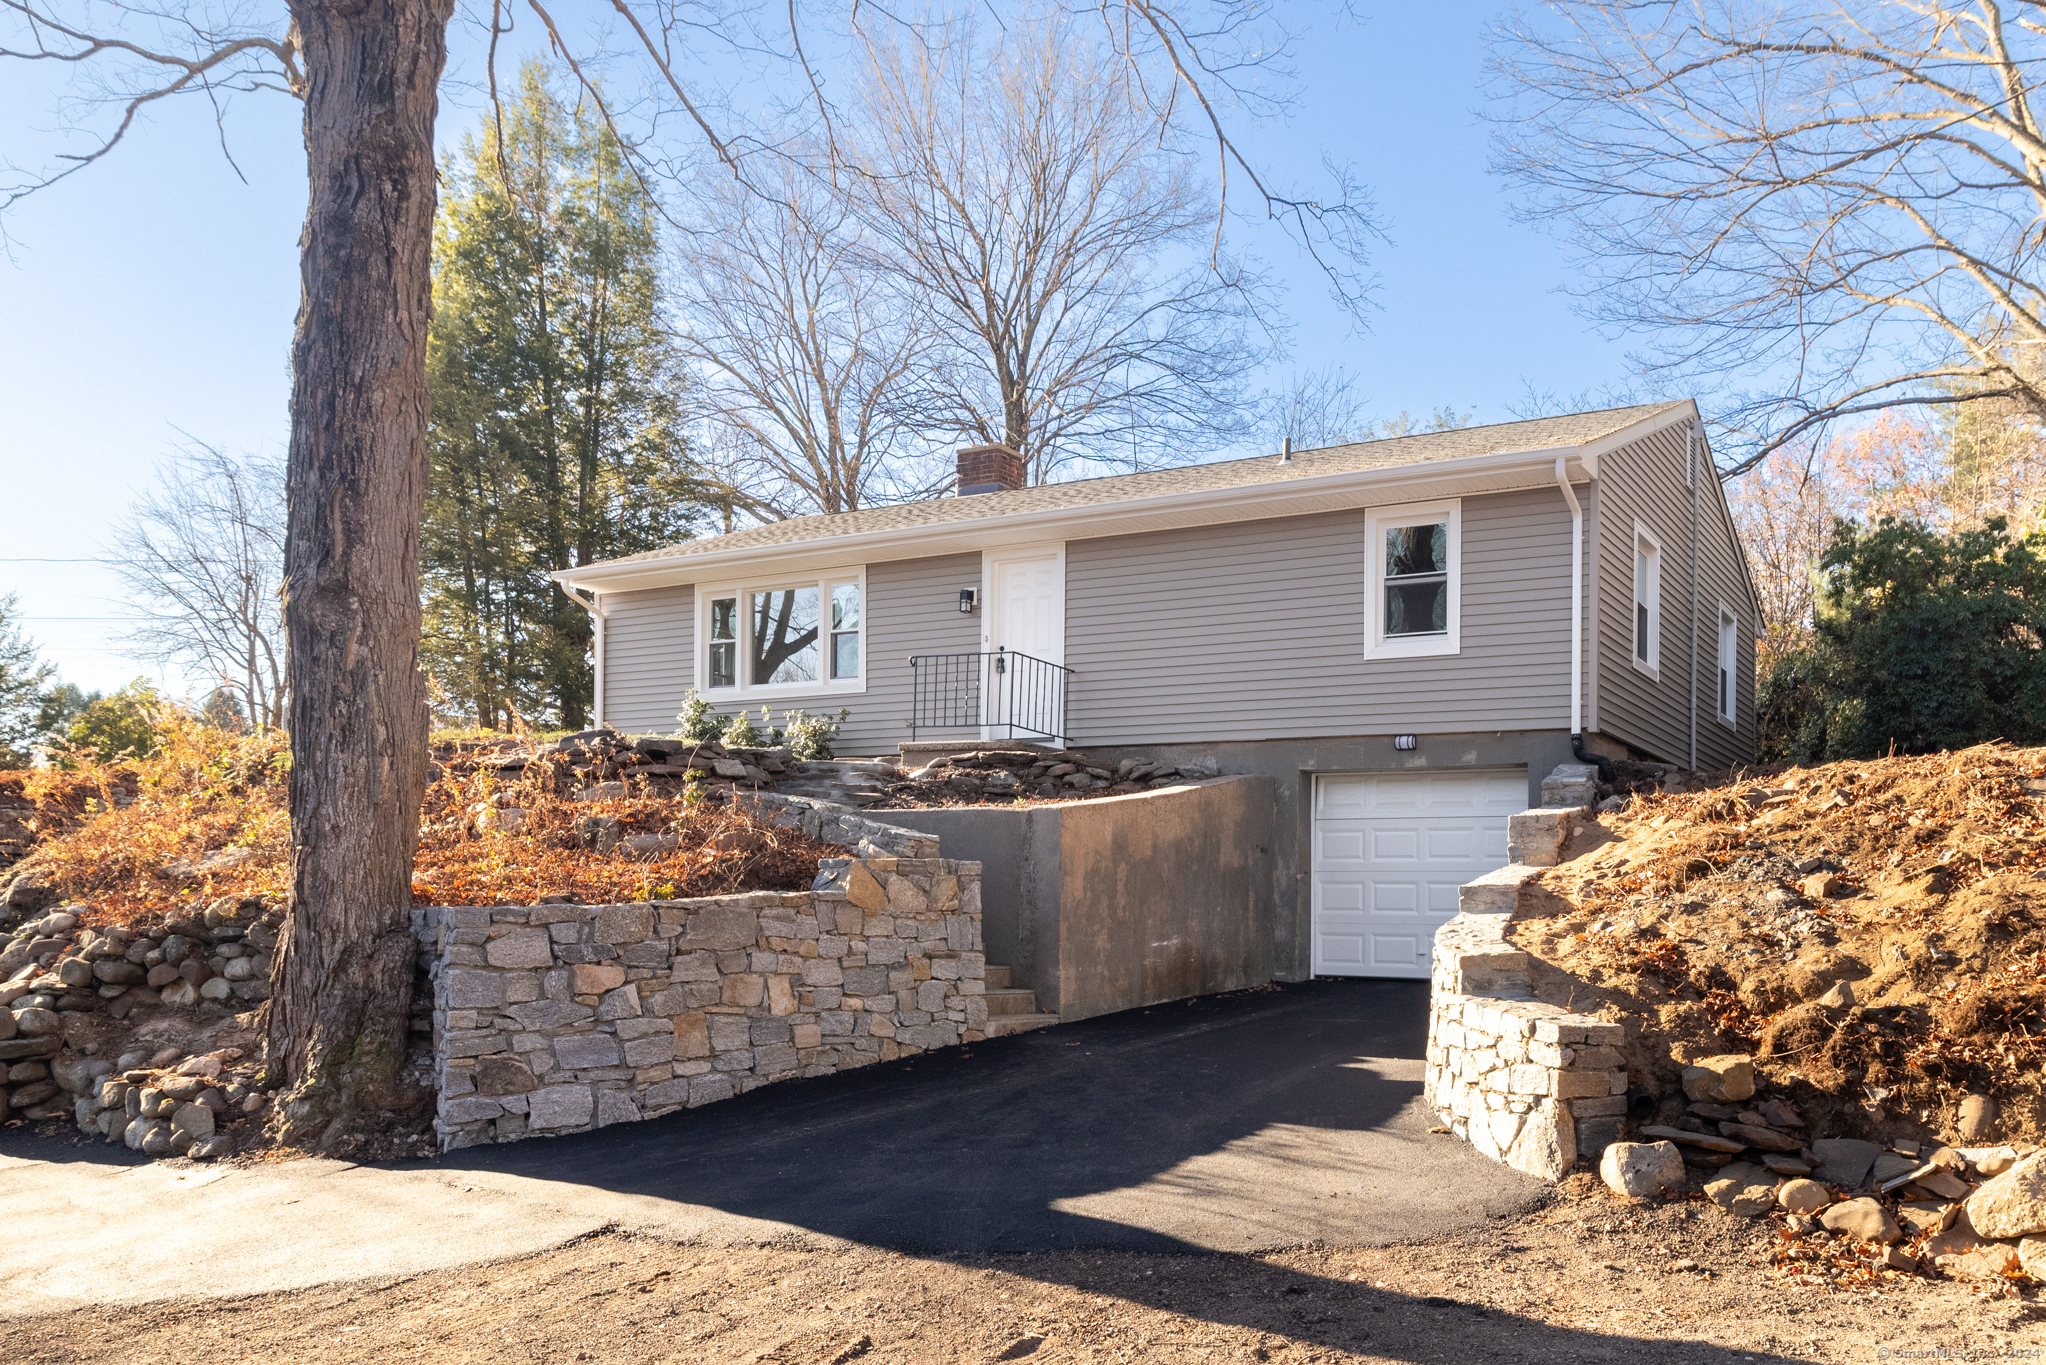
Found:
[553,442,1604,593]
[1573,401,1698,479]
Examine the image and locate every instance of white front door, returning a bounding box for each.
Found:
[982,546,1065,740]
[1310,769,1524,979]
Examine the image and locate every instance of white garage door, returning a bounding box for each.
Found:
[1311,769,1525,979]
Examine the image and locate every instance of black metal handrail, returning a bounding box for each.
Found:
[906,649,1073,746]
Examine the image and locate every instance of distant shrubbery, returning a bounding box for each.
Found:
[1759,516,2046,762]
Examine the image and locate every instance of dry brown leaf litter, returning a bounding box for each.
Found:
[1515,742,2046,1146]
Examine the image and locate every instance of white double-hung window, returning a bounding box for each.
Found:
[699,570,866,695]
[1717,604,1738,725]
[1632,524,1661,676]
[1364,500,1461,659]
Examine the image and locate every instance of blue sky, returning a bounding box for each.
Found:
[0,1,1641,697]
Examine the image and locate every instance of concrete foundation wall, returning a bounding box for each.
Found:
[1061,731,1577,983]
[877,776,1276,1020]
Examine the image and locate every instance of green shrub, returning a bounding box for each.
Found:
[778,707,849,761]
[719,706,768,750]
[1758,515,2046,762]
[675,690,722,743]
[59,678,167,765]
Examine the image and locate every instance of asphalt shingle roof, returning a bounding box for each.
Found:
[600,402,1686,567]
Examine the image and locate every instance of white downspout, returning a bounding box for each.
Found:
[1554,457,1583,739]
[1687,421,1702,771]
[558,582,608,727]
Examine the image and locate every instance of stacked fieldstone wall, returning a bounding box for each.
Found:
[1426,910,1628,1181]
[1423,794,1629,1182]
[736,794,941,859]
[416,855,984,1150]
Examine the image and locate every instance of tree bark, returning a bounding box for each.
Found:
[267,0,453,1145]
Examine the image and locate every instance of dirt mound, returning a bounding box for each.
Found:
[1512,743,2046,1149]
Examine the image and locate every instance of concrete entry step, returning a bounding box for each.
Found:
[977,963,1056,1035]
[984,1012,1060,1037]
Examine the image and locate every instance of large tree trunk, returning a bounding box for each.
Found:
[267,0,453,1146]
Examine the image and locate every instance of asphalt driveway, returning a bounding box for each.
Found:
[0,979,1548,1310]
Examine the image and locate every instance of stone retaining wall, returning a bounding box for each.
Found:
[735,795,941,860]
[416,855,984,1150]
[1424,792,1630,1182]
[1425,907,1629,1181]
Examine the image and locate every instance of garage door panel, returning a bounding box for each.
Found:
[1422,824,1490,861]
[1321,935,1365,968]
[1369,934,1421,970]
[1316,782,1372,817]
[1320,879,1365,913]
[1311,769,1521,979]
[1368,828,1420,862]
[1318,829,1366,862]
[1367,880,1419,915]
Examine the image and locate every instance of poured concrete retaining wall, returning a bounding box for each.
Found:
[415,855,984,1150]
[875,776,1276,1020]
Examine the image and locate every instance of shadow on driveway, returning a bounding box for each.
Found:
[6,978,1814,1360]
[435,978,1811,1361]
[441,977,1532,1253]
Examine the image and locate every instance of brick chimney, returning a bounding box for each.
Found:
[956,444,1026,496]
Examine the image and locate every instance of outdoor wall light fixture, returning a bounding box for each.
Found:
[1393,734,1418,751]
[958,588,978,614]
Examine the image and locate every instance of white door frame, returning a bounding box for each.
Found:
[980,542,1066,662]
[979,543,1066,742]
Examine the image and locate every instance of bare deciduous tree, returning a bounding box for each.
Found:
[1491,0,2046,472]
[674,154,945,518]
[1728,446,1839,640]
[110,444,287,729]
[1255,365,1372,453]
[5,0,1371,1145]
[844,13,1268,484]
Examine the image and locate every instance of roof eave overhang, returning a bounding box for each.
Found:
[550,424,1671,594]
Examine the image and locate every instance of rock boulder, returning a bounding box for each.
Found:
[1599,1141,1685,1200]
[1681,1055,1755,1103]
[1705,1163,1776,1217]
[1965,1150,2046,1240]
[1820,1197,1901,1245]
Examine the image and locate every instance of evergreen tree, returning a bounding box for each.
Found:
[0,593,56,768]
[1758,516,2046,761]
[425,61,703,729]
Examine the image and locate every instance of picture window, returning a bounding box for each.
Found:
[701,573,863,694]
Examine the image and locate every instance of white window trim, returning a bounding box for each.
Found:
[1363,499,1462,661]
[694,566,869,697]
[1631,521,1662,680]
[1716,601,1738,729]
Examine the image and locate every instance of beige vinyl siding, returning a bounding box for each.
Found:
[597,552,982,754]
[600,586,693,734]
[1064,486,1578,745]
[1593,425,1759,769]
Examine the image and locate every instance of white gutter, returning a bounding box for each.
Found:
[558,582,607,726]
[1554,457,1584,739]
